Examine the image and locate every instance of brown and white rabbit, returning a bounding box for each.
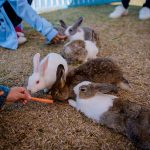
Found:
[69,81,150,150]
[61,40,99,64]
[50,58,130,101]
[59,17,100,45]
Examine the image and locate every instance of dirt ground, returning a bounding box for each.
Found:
[0,2,150,150]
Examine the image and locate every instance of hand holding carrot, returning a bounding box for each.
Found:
[6,87,31,104]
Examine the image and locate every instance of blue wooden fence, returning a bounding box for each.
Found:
[32,0,121,12]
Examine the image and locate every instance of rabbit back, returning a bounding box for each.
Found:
[42,53,68,89]
[62,40,88,64]
[82,27,100,47]
[67,58,124,88]
[100,99,150,149]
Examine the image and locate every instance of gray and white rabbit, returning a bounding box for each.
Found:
[50,58,130,101]
[59,17,100,64]
[69,81,150,150]
[61,39,99,64]
[27,53,68,94]
[59,17,100,45]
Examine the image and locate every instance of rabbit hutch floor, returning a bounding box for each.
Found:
[0,2,150,150]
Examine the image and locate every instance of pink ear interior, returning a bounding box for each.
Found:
[40,57,49,76]
[33,53,40,73]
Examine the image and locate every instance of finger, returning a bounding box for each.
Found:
[57,34,67,39]
[24,90,31,100]
[54,37,59,41]
[52,39,57,44]
[18,87,26,93]
[19,99,27,105]
[17,93,29,101]
[22,100,28,105]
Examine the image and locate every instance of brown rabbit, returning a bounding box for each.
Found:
[50,58,131,101]
[69,81,150,150]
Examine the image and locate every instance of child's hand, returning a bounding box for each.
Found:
[0,90,4,96]
[51,33,67,44]
[6,87,31,104]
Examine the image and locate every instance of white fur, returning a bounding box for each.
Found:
[69,95,116,122]
[73,81,91,97]
[85,41,99,61]
[69,81,117,122]
[64,40,99,62]
[139,7,150,20]
[109,5,128,18]
[65,26,84,41]
[27,53,68,93]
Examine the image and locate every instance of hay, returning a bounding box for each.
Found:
[0,3,149,150]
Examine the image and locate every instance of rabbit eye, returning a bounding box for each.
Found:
[69,29,73,32]
[36,81,39,84]
[80,88,86,92]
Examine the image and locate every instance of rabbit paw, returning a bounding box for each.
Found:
[68,99,77,108]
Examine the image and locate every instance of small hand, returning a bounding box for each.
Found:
[6,87,31,104]
[0,90,4,96]
[51,33,67,44]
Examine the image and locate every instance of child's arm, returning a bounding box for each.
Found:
[7,0,65,43]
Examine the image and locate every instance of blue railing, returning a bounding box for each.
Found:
[32,0,121,12]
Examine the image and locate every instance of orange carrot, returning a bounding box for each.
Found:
[30,97,53,104]
[0,91,4,96]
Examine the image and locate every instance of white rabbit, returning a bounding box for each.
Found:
[27,53,68,94]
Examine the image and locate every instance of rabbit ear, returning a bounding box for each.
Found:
[72,17,83,29]
[95,83,118,94]
[53,64,66,89]
[59,20,67,29]
[40,56,49,76]
[33,53,40,73]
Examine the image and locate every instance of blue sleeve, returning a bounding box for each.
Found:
[0,85,10,108]
[0,1,5,7]
[8,0,58,43]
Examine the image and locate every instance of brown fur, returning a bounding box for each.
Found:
[83,27,101,48]
[100,99,150,150]
[51,58,129,101]
[61,40,87,64]
[79,83,118,99]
